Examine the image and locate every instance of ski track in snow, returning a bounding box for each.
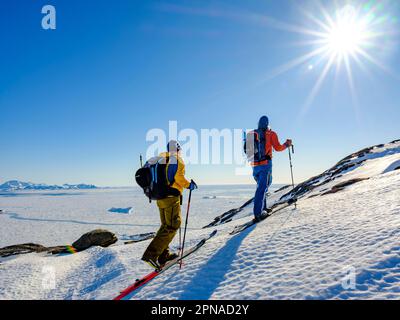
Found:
[0,142,399,300]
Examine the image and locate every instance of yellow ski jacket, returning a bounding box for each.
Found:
[159,152,191,194]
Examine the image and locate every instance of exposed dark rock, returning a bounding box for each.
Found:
[72,229,117,251]
[321,188,342,195]
[329,163,356,176]
[0,229,118,258]
[47,246,70,255]
[278,144,372,202]
[0,243,48,258]
[321,178,369,196]
[274,185,291,193]
[203,198,254,228]
[123,232,156,245]
[333,178,369,189]
[334,146,375,167]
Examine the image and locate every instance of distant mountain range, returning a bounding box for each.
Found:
[0,180,97,191]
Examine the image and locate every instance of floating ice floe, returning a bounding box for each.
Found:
[108,207,133,214]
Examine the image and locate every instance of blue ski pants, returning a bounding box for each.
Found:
[252,162,273,218]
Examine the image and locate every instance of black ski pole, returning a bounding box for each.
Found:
[140,154,143,167]
[288,145,297,209]
[178,226,182,255]
[178,195,183,255]
[179,188,193,269]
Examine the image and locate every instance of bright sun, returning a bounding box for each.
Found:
[262,1,396,115]
[323,5,369,59]
[326,20,365,56]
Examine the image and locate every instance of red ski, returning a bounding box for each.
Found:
[113,230,217,300]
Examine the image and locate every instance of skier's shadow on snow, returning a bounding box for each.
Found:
[178,226,255,300]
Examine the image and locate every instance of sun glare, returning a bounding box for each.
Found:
[261,1,397,116]
[326,19,364,56]
[323,5,369,59]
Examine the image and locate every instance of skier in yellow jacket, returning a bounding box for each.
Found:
[142,140,197,268]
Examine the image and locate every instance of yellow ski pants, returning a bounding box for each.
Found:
[142,196,181,261]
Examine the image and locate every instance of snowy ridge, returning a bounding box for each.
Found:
[0,180,97,191]
[274,139,400,202]
[203,140,400,228]
[0,140,399,300]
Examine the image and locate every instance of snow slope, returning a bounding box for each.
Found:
[0,141,399,300]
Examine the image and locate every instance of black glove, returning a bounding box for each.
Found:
[188,180,198,191]
[284,139,293,147]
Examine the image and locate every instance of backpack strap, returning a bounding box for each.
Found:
[263,130,273,160]
[252,129,272,164]
[165,155,176,186]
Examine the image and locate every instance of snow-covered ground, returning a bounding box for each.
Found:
[0,141,399,300]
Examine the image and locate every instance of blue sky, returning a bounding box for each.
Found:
[0,0,399,186]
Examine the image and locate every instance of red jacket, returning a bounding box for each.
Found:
[252,129,287,167]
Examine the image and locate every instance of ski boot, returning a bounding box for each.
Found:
[253,212,268,223]
[141,257,161,270]
[158,252,179,266]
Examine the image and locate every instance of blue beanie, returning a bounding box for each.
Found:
[258,116,269,130]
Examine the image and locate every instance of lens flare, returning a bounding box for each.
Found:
[323,5,370,60]
[260,1,398,116]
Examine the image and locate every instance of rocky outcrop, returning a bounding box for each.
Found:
[72,229,117,251]
[274,185,291,193]
[321,178,370,196]
[0,243,48,257]
[278,142,389,202]
[0,229,117,258]
[203,198,254,228]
